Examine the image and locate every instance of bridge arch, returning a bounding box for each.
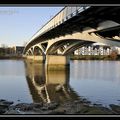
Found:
[33,45,44,56]
[44,31,120,56]
[27,49,33,56]
[45,39,75,55]
[45,38,94,55]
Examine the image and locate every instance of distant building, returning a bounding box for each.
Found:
[74,43,118,55]
[14,46,24,55]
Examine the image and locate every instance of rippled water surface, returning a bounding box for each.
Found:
[70,60,120,107]
[0,60,120,107]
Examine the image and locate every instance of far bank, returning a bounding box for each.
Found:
[0,53,120,61]
[70,54,120,61]
[0,55,25,60]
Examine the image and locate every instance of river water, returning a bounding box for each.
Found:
[0,59,120,107]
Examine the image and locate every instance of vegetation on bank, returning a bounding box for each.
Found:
[70,51,120,60]
[0,50,120,61]
[0,55,24,60]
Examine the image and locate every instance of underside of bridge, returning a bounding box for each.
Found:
[23,6,120,69]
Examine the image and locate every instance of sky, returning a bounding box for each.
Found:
[0,7,63,47]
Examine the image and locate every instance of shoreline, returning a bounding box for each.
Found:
[0,56,25,60]
[70,55,120,61]
[0,55,120,61]
[0,99,120,115]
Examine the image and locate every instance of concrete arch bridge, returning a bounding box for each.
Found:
[23,6,120,69]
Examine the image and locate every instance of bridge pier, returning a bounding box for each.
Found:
[45,55,70,70]
[25,55,70,70]
[26,55,45,63]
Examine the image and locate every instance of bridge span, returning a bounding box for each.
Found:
[23,6,120,69]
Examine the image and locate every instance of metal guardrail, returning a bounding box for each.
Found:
[26,6,90,47]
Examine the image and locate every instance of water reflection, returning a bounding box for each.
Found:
[70,60,120,106]
[0,60,119,106]
[24,60,79,104]
[71,60,120,82]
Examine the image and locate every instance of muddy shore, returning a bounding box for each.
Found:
[0,99,120,115]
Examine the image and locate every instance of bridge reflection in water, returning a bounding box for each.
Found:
[24,60,79,104]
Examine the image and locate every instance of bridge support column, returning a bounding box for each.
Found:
[45,55,70,70]
[26,55,45,63]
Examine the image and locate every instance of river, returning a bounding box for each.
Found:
[0,59,120,108]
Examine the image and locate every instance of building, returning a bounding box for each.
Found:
[74,43,118,56]
[14,46,24,55]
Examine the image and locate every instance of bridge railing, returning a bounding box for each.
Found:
[26,6,90,47]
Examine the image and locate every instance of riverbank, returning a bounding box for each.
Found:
[0,55,24,60]
[70,55,120,60]
[0,99,120,115]
[0,55,120,61]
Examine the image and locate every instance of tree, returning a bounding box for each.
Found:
[109,50,118,60]
[1,44,8,48]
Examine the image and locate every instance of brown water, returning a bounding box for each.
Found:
[0,59,120,107]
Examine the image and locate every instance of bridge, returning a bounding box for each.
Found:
[23,6,120,70]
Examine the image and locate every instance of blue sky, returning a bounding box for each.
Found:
[0,7,63,47]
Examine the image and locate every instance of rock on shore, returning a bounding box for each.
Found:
[0,99,120,114]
